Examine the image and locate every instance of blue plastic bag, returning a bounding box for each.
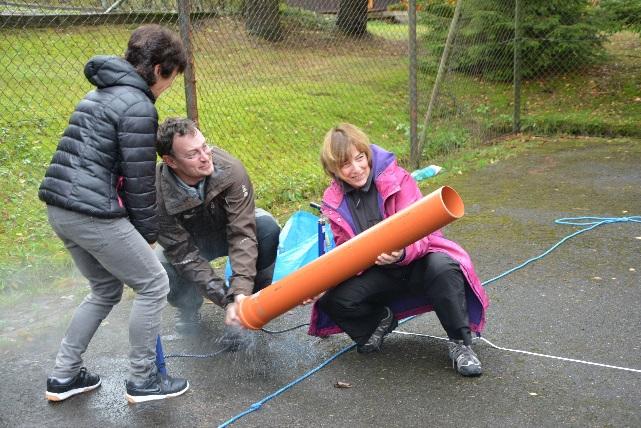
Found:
[273,210,334,281]
[225,210,334,284]
[410,164,443,181]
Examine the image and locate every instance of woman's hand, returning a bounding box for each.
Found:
[375,249,404,265]
[302,292,325,306]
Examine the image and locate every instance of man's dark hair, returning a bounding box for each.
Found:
[125,24,187,87]
[156,117,198,157]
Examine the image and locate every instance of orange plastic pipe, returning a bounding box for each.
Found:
[237,185,465,330]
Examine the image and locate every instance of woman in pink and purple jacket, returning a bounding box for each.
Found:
[308,123,489,377]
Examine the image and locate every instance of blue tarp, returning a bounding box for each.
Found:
[225,210,334,284]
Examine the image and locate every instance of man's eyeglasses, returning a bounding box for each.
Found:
[176,143,212,160]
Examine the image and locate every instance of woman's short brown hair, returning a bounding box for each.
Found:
[125,24,187,88]
[320,123,372,177]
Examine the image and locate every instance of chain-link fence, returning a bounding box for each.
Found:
[411,0,641,168]
[1,0,640,284]
[1,1,418,213]
[1,0,640,214]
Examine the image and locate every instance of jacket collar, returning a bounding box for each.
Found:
[158,163,202,215]
[158,151,234,215]
[323,144,399,209]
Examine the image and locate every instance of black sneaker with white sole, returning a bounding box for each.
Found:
[46,367,101,402]
[125,371,189,404]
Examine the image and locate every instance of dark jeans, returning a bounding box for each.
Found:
[157,209,280,313]
[318,252,471,345]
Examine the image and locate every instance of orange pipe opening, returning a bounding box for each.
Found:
[237,186,464,330]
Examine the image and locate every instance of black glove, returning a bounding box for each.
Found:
[200,279,227,307]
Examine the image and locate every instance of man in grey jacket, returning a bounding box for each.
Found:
[155,118,280,333]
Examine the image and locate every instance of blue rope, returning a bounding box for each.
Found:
[481,216,640,287]
[218,215,640,427]
[218,344,355,427]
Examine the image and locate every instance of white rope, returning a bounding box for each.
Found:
[392,330,449,341]
[392,330,641,374]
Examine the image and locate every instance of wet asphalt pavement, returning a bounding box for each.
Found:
[1,136,640,427]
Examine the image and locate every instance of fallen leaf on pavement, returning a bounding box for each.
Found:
[334,381,352,388]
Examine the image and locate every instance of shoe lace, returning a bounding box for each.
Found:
[450,343,479,366]
[73,367,94,385]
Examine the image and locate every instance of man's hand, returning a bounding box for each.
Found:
[225,294,248,327]
[202,279,227,307]
[375,249,404,265]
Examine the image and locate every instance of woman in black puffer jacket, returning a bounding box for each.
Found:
[40,25,191,404]
[39,27,183,242]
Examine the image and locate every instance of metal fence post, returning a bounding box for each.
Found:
[177,0,198,125]
[418,0,462,162]
[409,0,418,168]
[513,0,522,133]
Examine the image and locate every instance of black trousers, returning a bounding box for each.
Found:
[161,213,280,312]
[318,252,471,345]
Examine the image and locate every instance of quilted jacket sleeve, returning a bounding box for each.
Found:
[117,98,159,243]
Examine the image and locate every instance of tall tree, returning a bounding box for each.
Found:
[337,0,369,37]
[245,0,283,41]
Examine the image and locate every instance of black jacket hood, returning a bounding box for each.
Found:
[84,55,155,102]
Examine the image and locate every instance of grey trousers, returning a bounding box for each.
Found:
[47,205,169,382]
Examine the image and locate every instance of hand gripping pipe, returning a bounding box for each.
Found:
[237,186,465,330]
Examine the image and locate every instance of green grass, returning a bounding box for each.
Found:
[415,31,641,140]
[368,20,430,41]
[0,19,640,297]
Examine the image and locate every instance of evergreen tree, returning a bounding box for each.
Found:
[597,0,641,34]
[421,0,605,81]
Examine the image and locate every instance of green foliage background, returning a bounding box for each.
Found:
[420,0,605,81]
[0,5,640,297]
[597,0,641,34]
